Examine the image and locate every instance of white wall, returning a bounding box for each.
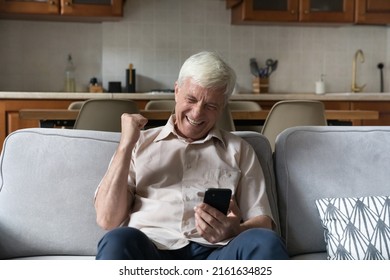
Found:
[0,20,102,92]
[1,0,389,93]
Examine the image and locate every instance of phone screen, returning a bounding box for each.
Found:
[203,188,232,215]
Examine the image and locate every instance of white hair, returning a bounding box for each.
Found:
[177,51,236,105]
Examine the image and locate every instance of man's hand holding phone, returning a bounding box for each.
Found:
[194,188,242,243]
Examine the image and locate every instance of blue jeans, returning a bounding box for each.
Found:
[96,227,289,260]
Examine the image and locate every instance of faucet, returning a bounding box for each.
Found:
[352,49,366,93]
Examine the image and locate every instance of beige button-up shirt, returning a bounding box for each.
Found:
[121,116,272,250]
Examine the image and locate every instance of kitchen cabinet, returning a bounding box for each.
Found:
[0,0,123,21]
[230,0,300,22]
[0,99,81,149]
[300,0,355,22]
[226,0,242,9]
[230,0,355,24]
[355,0,390,24]
[351,101,390,125]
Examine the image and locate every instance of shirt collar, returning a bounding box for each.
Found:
[154,115,226,148]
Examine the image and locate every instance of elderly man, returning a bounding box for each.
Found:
[94,51,288,260]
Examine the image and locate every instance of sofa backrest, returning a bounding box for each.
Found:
[0,128,276,259]
[0,128,120,259]
[275,126,390,258]
[234,131,279,233]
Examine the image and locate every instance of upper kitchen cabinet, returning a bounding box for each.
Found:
[230,0,300,23]
[355,0,390,24]
[300,0,355,22]
[0,0,124,21]
[229,0,356,24]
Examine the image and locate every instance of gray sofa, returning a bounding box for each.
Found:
[0,126,389,259]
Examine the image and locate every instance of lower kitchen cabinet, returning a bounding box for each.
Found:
[0,99,80,148]
[1,95,389,148]
[351,101,390,125]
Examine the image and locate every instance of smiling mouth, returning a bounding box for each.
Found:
[186,116,204,126]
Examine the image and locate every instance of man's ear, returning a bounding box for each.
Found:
[174,81,179,102]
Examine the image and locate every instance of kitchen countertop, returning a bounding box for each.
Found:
[234,92,390,101]
[0,91,175,100]
[1,91,390,101]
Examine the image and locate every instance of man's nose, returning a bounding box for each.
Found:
[192,102,205,116]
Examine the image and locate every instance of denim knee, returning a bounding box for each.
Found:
[241,228,289,260]
[225,228,289,260]
[96,227,156,260]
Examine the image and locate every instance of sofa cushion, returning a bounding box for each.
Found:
[275,126,390,258]
[0,128,120,259]
[315,195,390,260]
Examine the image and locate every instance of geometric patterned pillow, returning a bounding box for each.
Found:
[315,196,390,260]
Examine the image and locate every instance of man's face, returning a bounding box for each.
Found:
[174,78,225,142]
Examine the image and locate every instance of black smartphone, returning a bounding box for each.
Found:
[203,188,232,215]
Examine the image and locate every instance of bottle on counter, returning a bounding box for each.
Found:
[65,54,76,92]
[315,74,326,95]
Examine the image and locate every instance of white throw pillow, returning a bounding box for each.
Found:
[315,195,390,260]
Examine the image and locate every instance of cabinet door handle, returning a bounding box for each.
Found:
[65,1,72,6]
[291,10,295,14]
[304,10,309,14]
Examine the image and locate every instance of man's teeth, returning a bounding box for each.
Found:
[187,117,202,126]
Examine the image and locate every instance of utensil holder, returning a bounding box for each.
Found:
[252,77,269,93]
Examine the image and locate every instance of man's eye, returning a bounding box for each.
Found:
[207,105,218,111]
[187,98,197,103]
